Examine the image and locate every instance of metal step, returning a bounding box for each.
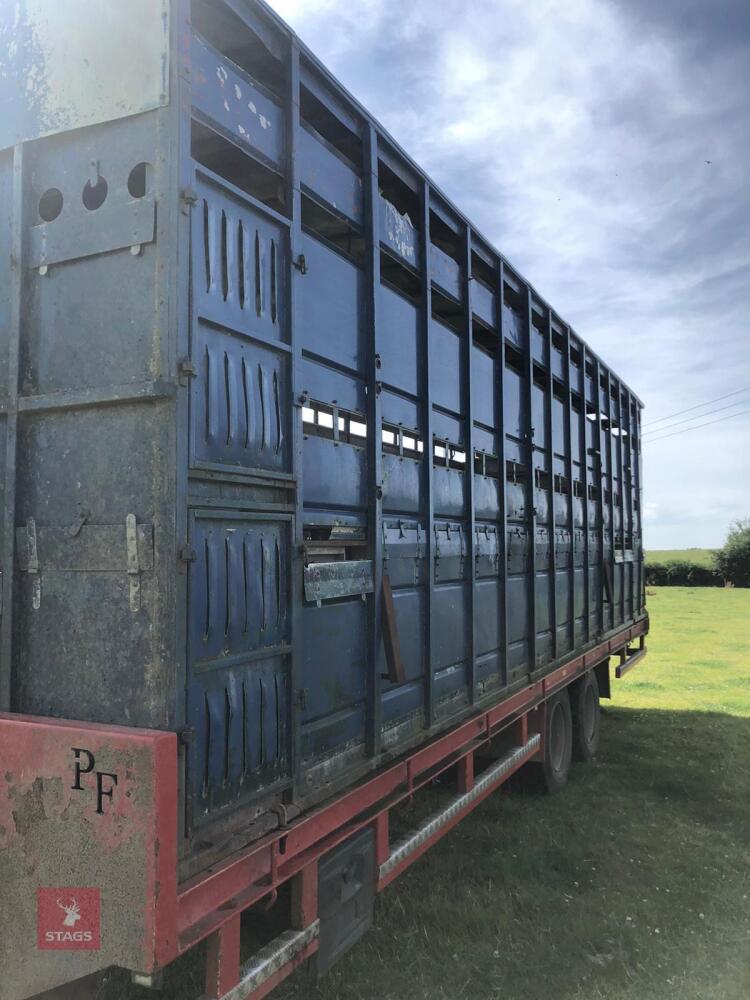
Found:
[206,921,319,1000]
[379,735,541,881]
[616,645,648,678]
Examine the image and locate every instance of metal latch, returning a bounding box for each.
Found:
[180,187,198,215]
[292,253,307,275]
[178,357,197,386]
[126,514,141,613]
[178,544,197,564]
[27,519,41,611]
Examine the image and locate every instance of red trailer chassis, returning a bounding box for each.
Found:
[0,620,647,1000]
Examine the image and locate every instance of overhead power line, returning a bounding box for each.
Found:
[642,396,750,436]
[643,406,750,444]
[643,385,750,428]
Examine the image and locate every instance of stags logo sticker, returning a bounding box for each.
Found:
[37,888,101,950]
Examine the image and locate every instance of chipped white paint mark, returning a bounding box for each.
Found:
[238,124,248,138]
[383,199,417,263]
[248,101,257,113]
[260,115,270,130]
[223,99,230,112]
[216,65,228,87]
[234,83,242,100]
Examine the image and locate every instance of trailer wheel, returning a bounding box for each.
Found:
[570,671,600,762]
[517,689,573,795]
[543,689,573,792]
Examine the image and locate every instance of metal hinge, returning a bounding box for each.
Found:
[180,187,198,215]
[126,514,141,613]
[27,519,41,611]
[178,545,197,564]
[178,357,197,386]
[177,726,195,748]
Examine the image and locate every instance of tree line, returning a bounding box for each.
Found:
[646,520,750,588]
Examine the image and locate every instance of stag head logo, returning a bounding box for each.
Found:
[57,897,82,928]
[38,887,100,951]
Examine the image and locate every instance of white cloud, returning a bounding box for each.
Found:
[268,0,750,547]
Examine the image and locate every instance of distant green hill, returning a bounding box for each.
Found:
[646,548,717,567]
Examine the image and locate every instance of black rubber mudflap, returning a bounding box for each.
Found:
[315,826,375,977]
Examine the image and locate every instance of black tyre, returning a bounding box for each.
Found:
[519,689,573,794]
[570,670,601,762]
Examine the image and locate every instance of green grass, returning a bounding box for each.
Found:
[646,548,717,566]
[146,589,750,1000]
[272,588,750,1000]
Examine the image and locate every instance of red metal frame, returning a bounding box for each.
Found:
[177,619,647,997]
[3,619,646,1000]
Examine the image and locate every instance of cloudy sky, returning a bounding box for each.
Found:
[268,0,750,549]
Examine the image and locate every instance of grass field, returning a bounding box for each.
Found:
[646,548,717,566]
[267,588,750,1000]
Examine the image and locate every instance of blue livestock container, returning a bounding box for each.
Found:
[0,0,645,884]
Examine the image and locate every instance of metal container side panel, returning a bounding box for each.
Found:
[9,109,180,730]
[176,0,647,851]
[0,0,170,150]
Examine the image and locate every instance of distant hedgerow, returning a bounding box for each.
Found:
[645,560,722,587]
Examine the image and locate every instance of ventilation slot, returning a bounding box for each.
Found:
[242,535,250,634]
[270,240,278,323]
[221,211,230,301]
[260,536,267,632]
[474,451,500,478]
[223,688,231,785]
[224,536,231,637]
[204,537,211,640]
[203,693,211,795]
[259,678,266,767]
[242,357,251,447]
[238,220,246,308]
[241,680,248,776]
[254,230,262,316]
[203,200,213,294]
[301,193,364,265]
[274,536,281,628]
[192,0,286,100]
[192,120,286,213]
[224,351,233,444]
[300,83,363,168]
[273,370,282,454]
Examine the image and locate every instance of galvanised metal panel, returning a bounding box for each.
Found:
[0,0,170,149]
[0,0,646,862]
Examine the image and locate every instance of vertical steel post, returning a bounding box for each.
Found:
[563,325,576,653]
[605,370,615,632]
[497,264,509,685]
[524,291,537,674]
[544,311,557,662]
[636,402,644,614]
[287,41,304,786]
[0,144,24,711]
[420,183,435,727]
[580,348,591,643]
[594,357,606,637]
[363,123,383,757]
[617,379,626,626]
[624,386,634,618]
[172,0,194,836]
[462,227,476,702]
